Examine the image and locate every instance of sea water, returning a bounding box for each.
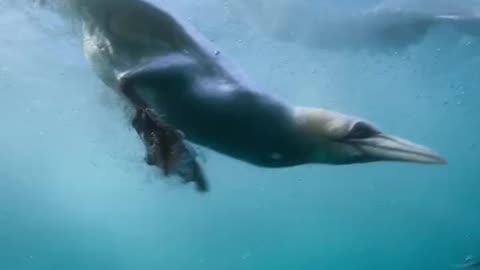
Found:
[0,0,478,269]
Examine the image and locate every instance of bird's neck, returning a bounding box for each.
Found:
[293,106,351,141]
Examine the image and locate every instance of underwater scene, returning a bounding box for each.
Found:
[0,0,479,269]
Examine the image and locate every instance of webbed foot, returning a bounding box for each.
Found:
[144,151,157,166]
[132,107,210,192]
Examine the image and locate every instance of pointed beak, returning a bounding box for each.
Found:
[350,134,447,164]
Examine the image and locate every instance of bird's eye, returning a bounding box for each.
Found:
[346,122,380,139]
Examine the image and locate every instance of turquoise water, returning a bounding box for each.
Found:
[0,1,479,269]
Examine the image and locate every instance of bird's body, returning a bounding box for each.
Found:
[51,0,445,180]
[76,0,313,167]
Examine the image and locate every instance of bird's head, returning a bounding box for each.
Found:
[294,107,447,165]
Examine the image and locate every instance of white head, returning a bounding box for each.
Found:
[294,107,447,165]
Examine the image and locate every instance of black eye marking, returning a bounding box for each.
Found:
[346,122,380,139]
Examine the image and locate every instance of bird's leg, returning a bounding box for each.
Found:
[144,132,161,166]
[130,107,209,192]
[131,108,174,171]
[177,154,209,192]
[118,54,207,191]
[144,148,157,166]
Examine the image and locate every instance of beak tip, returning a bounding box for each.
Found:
[399,155,447,165]
[411,152,448,165]
[434,156,448,165]
[409,151,448,165]
[421,150,447,165]
[357,134,448,165]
